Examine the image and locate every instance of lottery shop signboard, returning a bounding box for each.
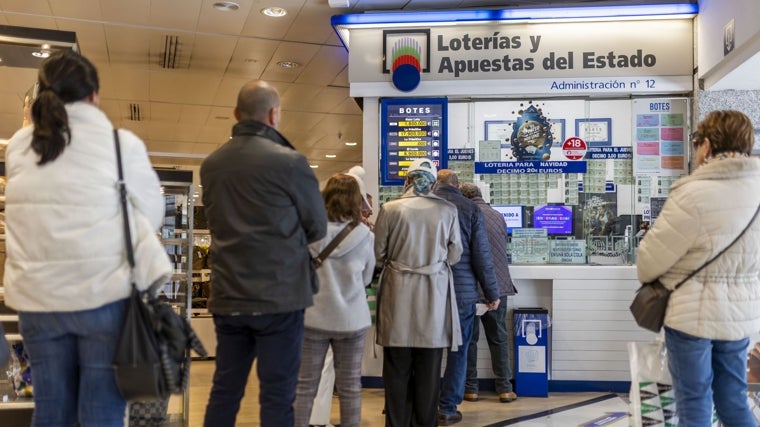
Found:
[381,98,448,185]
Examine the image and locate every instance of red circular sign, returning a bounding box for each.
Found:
[562,137,587,160]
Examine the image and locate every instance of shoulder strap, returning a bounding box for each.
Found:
[674,202,760,289]
[313,222,358,268]
[114,129,135,270]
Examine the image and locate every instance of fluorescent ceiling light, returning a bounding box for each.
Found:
[325,154,337,158]
[331,3,698,48]
[344,141,358,146]
[310,164,319,168]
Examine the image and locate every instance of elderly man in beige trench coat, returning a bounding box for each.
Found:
[374,158,463,427]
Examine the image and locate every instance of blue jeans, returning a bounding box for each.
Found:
[439,303,476,416]
[18,299,129,427]
[204,310,304,427]
[465,301,513,394]
[665,326,755,426]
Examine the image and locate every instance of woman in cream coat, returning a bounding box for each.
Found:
[637,110,760,426]
[4,50,168,426]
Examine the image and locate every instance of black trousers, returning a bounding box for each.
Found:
[383,347,444,427]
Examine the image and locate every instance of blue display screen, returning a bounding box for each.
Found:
[533,205,573,235]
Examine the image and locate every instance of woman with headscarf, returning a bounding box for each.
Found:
[373,158,463,427]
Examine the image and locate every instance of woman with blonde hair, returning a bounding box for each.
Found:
[637,110,760,426]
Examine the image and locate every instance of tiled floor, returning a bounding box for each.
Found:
[186,360,630,426]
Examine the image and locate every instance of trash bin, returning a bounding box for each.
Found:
[513,307,551,397]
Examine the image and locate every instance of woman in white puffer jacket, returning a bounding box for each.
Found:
[637,110,760,426]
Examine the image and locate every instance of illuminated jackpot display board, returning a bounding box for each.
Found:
[380,98,448,185]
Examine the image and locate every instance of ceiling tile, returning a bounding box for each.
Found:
[192,142,217,154]
[56,20,108,64]
[48,0,103,20]
[225,37,280,78]
[175,124,204,142]
[213,76,250,106]
[149,0,203,31]
[333,96,363,115]
[99,0,149,26]
[301,86,351,112]
[148,122,179,140]
[149,70,221,104]
[98,66,151,100]
[295,45,347,86]
[188,33,237,73]
[284,0,336,44]
[149,32,193,71]
[3,14,56,29]
[104,25,156,68]
[98,99,121,122]
[150,103,182,123]
[180,105,212,124]
[280,83,322,110]
[279,111,325,134]
[260,41,320,83]
[196,126,230,144]
[197,0,253,34]
[239,0,304,39]
[0,0,51,15]
[207,106,235,125]
[146,140,195,153]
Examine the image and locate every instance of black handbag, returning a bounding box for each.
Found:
[631,203,760,333]
[111,130,207,401]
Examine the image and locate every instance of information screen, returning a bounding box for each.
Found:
[491,205,524,234]
[533,205,573,235]
[380,98,447,185]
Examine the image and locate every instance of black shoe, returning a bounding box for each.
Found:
[438,411,463,426]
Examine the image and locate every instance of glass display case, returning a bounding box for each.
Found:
[156,169,194,427]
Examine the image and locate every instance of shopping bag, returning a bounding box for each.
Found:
[113,284,208,401]
[628,340,719,426]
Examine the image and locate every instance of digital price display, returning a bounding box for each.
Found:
[381,98,447,185]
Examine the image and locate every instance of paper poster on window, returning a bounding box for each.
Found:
[632,99,689,176]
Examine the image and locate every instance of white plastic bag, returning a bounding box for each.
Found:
[628,340,720,427]
[628,339,677,426]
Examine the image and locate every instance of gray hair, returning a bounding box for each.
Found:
[460,182,482,199]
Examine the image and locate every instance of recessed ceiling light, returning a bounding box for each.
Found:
[32,43,51,58]
[310,164,319,169]
[344,141,358,146]
[277,61,300,69]
[261,7,287,17]
[325,154,337,158]
[213,1,240,11]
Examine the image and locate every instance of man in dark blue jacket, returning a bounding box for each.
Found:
[460,182,518,404]
[201,80,327,427]
[434,170,501,425]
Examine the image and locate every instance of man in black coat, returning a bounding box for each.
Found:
[201,80,327,427]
